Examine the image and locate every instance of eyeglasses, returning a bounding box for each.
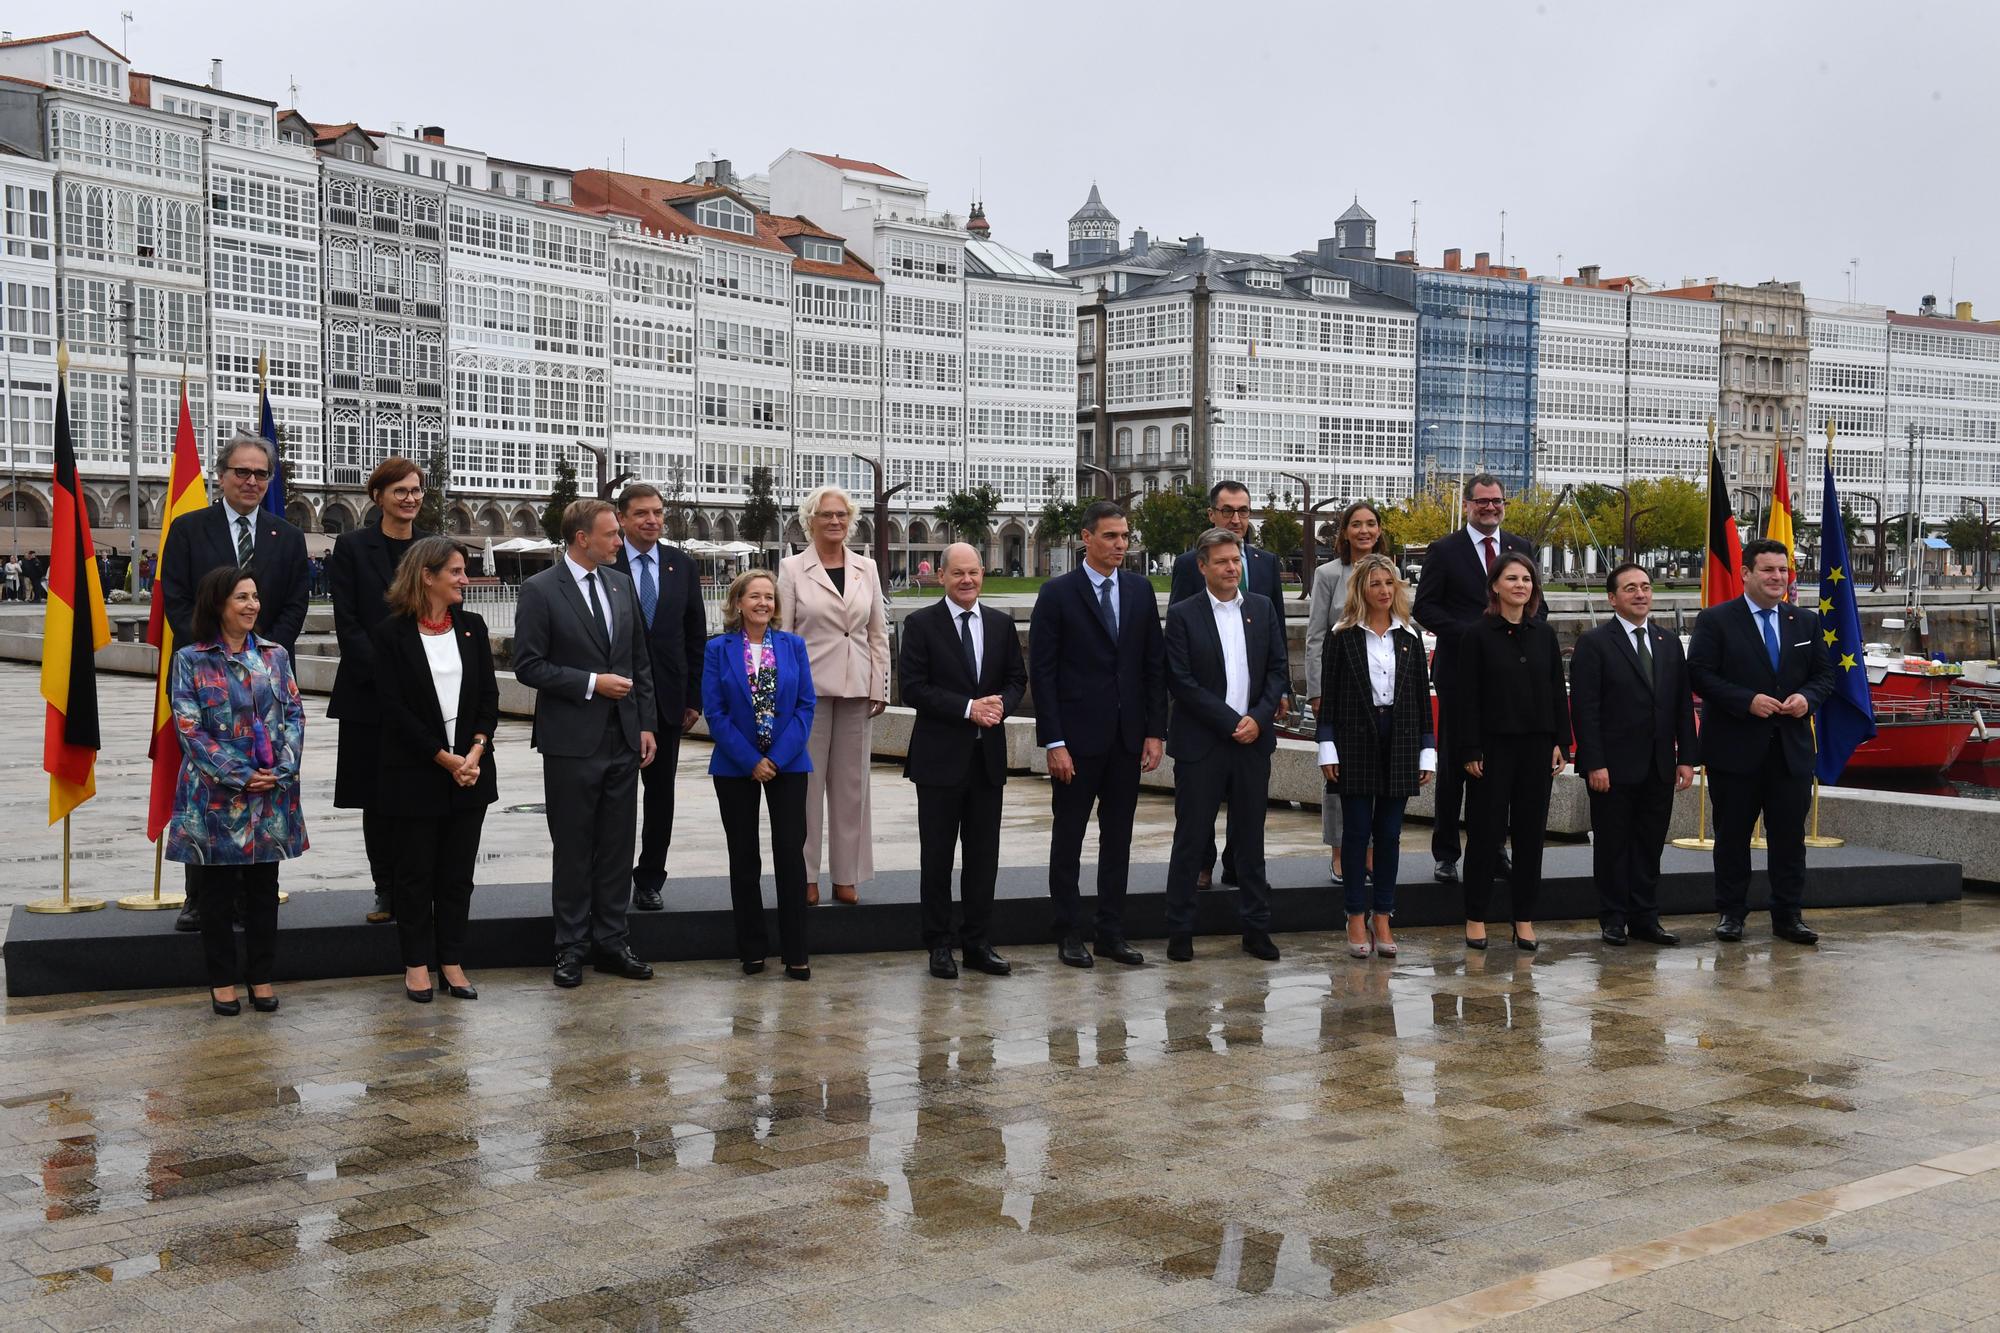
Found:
[227,467,272,483]
[1468,497,1506,508]
[816,510,851,521]
[387,486,425,500]
[1211,505,1252,517]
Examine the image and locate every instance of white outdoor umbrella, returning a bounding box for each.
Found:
[481,537,495,577]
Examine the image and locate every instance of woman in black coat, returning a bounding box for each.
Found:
[1450,551,1571,953]
[369,536,498,1002]
[327,456,429,924]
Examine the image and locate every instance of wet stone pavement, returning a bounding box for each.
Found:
[2,676,2000,1329]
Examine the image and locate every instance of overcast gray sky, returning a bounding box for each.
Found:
[20,0,1997,312]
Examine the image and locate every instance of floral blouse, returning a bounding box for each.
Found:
[746,637,777,753]
[165,635,309,865]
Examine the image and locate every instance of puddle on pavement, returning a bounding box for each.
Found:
[38,1250,172,1292]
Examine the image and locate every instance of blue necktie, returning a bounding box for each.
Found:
[636,552,657,629]
[1098,572,1118,637]
[1758,607,1780,672]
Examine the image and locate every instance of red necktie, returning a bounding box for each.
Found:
[1482,536,1496,573]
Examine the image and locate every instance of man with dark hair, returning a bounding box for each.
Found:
[1412,473,1542,883]
[1168,479,1290,890]
[1161,528,1289,962]
[514,497,658,987]
[1571,562,1698,946]
[1688,537,1835,945]
[157,431,311,933]
[1029,501,1168,967]
[613,482,706,913]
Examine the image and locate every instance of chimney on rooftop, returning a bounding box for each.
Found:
[1443,248,1461,272]
[1183,234,1204,255]
[713,158,734,185]
[1473,251,1490,272]
[1132,227,1149,253]
[1032,249,1054,268]
[420,126,445,145]
[209,59,224,87]
[1920,294,1938,318]
[1578,264,1601,287]
[1394,249,1415,263]
[1957,300,1975,321]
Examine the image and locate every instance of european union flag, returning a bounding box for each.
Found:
[1815,463,1876,782]
[257,352,286,520]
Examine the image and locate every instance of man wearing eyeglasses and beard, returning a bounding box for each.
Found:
[159,431,311,933]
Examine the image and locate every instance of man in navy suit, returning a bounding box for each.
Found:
[613,483,707,913]
[1412,473,1542,883]
[900,543,1028,979]
[1168,479,1291,891]
[158,431,311,933]
[1570,563,1699,947]
[1161,528,1290,963]
[1688,538,1837,945]
[1029,501,1168,968]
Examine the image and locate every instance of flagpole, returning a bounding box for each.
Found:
[119,836,182,910]
[26,816,105,913]
[1804,717,1845,847]
[1673,415,1722,852]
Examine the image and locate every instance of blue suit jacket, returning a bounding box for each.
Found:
[702,629,816,777]
[1170,542,1281,608]
[1028,566,1168,758]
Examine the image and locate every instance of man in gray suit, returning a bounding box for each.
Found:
[513,498,658,988]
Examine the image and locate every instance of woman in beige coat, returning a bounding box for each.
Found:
[777,485,891,904]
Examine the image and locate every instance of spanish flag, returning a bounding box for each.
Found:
[42,346,111,824]
[1701,444,1744,608]
[145,377,207,841]
[1767,442,1797,598]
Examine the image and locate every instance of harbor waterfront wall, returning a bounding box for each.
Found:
[8,612,1997,885]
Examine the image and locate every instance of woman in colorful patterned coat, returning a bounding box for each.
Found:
[167,564,308,1015]
[702,569,816,980]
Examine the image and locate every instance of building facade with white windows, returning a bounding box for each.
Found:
[603,218,698,508]
[1803,298,1890,528]
[0,145,58,532]
[1885,305,2000,527]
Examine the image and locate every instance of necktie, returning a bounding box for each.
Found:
[235,514,254,565]
[1098,572,1118,637]
[636,552,657,628]
[959,609,979,681]
[584,571,607,643]
[1633,626,1654,687]
[1481,535,1496,573]
[1758,607,1780,671]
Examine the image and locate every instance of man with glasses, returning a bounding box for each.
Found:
[1168,480,1291,889]
[1413,473,1543,885]
[158,430,311,932]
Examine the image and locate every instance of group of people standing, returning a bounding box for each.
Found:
[152,442,1841,1014]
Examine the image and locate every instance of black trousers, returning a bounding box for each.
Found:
[388,808,486,968]
[544,719,640,958]
[1589,772,1674,929]
[633,723,684,894]
[362,806,393,896]
[916,755,1003,949]
[1463,732,1555,924]
[1710,740,1811,920]
[1431,703,1469,865]
[1164,744,1272,936]
[1046,743,1141,943]
[193,863,279,989]
[714,770,810,967]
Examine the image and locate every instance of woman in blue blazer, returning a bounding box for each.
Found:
[703,569,817,978]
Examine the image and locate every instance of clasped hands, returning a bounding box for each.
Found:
[434,741,486,787]
[967,694,1006,728]
[1749,692,1810,719]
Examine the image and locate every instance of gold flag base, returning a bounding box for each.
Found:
[277,891,289,905]
[1669,836,1715,850]
[1669,766,1716,850]
[1803,834,1846,848]
[117,892,184,910]
[26,896,106,914]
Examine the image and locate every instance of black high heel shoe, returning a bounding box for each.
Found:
[1512,926,1538,953]
[1464,929,1489,952]
[210,993,241,1016]
[784,964,811,982]
[405,985,434,1003]
[250,993,279,1013]
[741,959,766,975]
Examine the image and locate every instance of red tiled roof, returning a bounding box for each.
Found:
[0,30,129,62]
[1654,284,1718,302]
[0,73,49,90]
[574,169,792,255]
[805,152,904,179]
[1887,310,2000,334]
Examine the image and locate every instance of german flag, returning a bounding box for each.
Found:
[42,346,111,824]
[1702,444,1744,608]
[146,376,208,841]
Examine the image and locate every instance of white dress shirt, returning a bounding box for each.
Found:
[1317,618,1437,774]
[224,501,259,556]
[1617,614,1652,659]
[944,596,985,719]
[420,629,462,746]
[1206,588,1250,717]
[563,553,611,698]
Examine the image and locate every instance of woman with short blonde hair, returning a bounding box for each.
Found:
[778,482,890,905]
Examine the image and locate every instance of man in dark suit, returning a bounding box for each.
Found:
[1029,501,1168,968]
[158,431,311,933]
[513,498,658,987]
[612,483,706,913]
[1688,538,1837,945]
[1412,472,1541,883]
[1161,528,1290,963]
[1168,479,1290,891]
[900,542,1028,979]
[1571,563,1699,947]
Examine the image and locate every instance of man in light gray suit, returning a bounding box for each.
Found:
[513,498,658,988]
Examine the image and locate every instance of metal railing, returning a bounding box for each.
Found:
[456,580,721,636]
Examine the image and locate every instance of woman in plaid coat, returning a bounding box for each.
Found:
[167,565,308,1015]
[1315,554,1434,960]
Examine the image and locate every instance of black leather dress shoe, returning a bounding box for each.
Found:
[1600,924,1629,946]
[928,945,959,979]
[1434,861,1459,884]
[1772,918,1820,945]
[962,944,1011,976]
[1093,938,1145,966]
[593,948,654,980]
[1630,923,1680,947]
[1241,930,1280,961]
[1714,916,1745,943]
[1058,938,1094,968]
[553,953,585,988]
[633,886,664,912]
[1195,870,1213,891]
[1166,933,1193,962]
[176,900,202,933]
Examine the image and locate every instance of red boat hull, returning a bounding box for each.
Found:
[1844,719,1974,772]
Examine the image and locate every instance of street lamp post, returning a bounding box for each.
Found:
[1963,498,1995,592]
[850,452,908,594]
[1848,491,1886,591]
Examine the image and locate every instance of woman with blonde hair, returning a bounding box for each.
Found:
[703,569,817,979]
[777,484,889,905]
[1304,500,1391,883]
[1315,553,1434,959]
